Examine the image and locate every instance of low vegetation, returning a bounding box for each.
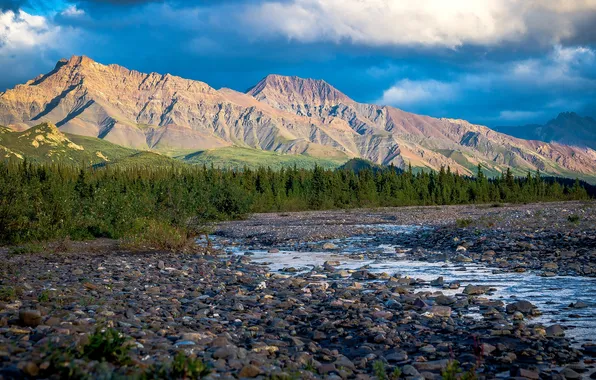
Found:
[0,161,590,245]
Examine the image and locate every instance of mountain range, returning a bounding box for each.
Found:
[496,112,596,151]
[1,55,596,181]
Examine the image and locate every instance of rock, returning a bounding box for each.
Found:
[419,345,436,354]
[268,248,280,253]
[322,243,337,250]
[430,306,451,318]
[546,324,565,337]
[157,260,165,270]
[22,362,39,377]
[372,310,393,319]
[318,363,337,375]
[559,367,581,379]
[435,295,455,306]
[72,269,84,275]
[430,277,444,286]
[238,364,261,378]
[19,310,41,327]
[568,301,588,309]
[413,360,449,372]
[506,300,538,315]
[385,351,408,363]
[213,345,238,360]
[512,367,540,379]
[402,365,420,377]
[463,284,489,295]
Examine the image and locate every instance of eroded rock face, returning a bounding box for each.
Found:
[2,56,596,179]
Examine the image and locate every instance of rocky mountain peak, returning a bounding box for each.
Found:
[247,74,352,108]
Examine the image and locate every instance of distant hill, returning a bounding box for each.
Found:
[0,123,177,167]
[177,146,346,170]
[339,158,388,173]
[496,112,596,150]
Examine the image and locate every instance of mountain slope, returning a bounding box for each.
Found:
[0,122,178,166]
[1,56,595,180]
[248,75,596,179]
[0,56,354,160]
[496,112,596,150]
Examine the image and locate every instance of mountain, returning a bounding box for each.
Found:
[496,112,596,150]
[1,56,596,181]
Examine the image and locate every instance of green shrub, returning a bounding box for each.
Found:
[567,214,581,223]
[81,328,131,365]
[145,352,211,379]
[121,218,196,252]
[456,218,474,228]
[8,242,44,255]
[0,286,20,302]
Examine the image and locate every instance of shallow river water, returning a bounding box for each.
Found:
[214,224,596,349]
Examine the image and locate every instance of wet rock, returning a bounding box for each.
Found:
[506,300,538,316]
[322,243,337,250]
[568,301,588,309]
[463,284,490,295]
[546,324,565,337]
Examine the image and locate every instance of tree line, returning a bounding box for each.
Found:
[0,160,590,245]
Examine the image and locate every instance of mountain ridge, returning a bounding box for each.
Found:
[1,55,595,180]
[496,112,596,150]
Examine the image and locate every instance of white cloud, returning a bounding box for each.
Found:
[0,9,82,88]
[377,45,596,117]
[61,5,85,17]
[498,110,544,121]
[0,10,59,49]
[238,0,596,48]
[378,79,456,107]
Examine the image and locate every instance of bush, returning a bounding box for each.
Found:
[145,352,211,379]
[567,214,581,223]
[120,218,197,252]
[81,328,131,365]
[456,218,473,228]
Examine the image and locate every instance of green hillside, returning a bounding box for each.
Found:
[0,123,135,165]
[177,146,348,170]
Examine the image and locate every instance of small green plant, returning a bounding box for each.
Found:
[38,290,51,303]
[441,360,461,380]
[456,218,473,228]
[373,360,387,380]
[146,352,211,379]
[372,360,401,379]
[81,328,131,365]
[567,214,581,223]
[442,361,476,380]
[0,286,20,302]
[391,367,402,379]
[303,360,317,374]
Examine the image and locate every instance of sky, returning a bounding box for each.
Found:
[1,0,595,127]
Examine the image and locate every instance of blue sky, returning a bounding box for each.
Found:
[1,0,595,127]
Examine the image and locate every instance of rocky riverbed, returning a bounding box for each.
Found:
[0,202,594,379]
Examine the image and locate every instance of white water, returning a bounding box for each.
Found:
[213,225,596,348]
